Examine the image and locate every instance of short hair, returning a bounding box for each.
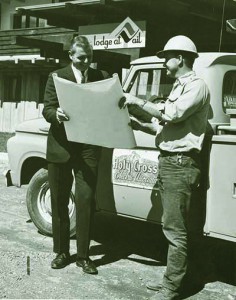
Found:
[69,35,93,54]
[176,51,195,68]
[164,50,196,69]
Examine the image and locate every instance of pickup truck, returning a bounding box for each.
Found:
[6,53,236,242]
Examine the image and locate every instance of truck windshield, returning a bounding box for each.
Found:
[128,68,174,103]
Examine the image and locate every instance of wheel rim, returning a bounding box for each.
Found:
[37,182,75,224]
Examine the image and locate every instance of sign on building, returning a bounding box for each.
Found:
[80,17,146,50]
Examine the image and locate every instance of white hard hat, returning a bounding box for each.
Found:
[156,35,198,58]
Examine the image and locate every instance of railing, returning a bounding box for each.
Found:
[0,101,43,133]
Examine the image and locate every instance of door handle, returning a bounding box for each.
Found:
[232,183,236,199]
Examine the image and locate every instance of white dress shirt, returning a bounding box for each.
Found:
[71,64,88,84]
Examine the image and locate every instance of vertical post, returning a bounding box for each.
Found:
[219,0,226,52]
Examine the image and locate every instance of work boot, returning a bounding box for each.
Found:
[146,280,162,291]
[149,287,180,300]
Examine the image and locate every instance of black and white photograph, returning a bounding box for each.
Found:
[1,0,236,299]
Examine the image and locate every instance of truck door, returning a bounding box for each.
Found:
[96,63,173,223]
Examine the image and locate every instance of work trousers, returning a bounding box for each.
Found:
[158,153,202,293]
[48,143,100,259]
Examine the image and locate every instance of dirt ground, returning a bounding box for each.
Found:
[1,154,236,300]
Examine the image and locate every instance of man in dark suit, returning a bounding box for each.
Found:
[42,35,108,274]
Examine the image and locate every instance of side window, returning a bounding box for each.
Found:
[223,71,236,112]
[129,68,173,102]
[12,13,47,29]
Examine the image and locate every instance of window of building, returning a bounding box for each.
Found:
[223,71,236,112]
[3,74,22,102]
[129,68,174,103]
[13,13,47,29]
[13,13,22,29]
[39,74,49,103]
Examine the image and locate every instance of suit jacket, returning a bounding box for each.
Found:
[43,64,107,163]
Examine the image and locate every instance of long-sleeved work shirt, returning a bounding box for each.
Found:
[156,71,210,152]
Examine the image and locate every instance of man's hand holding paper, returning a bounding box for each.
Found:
[53,73,136,149]
[119,93,140,108]
[56,107,69,123]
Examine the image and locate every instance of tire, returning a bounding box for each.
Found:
[26,168,76,237]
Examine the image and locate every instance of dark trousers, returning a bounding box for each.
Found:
[48,144,100,258]
[158,153,202,293]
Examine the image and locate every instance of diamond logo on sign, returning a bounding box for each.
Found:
[109,17,141,43]
[80,17,146,50]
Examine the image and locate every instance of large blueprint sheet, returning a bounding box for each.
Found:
[53,73,136,148]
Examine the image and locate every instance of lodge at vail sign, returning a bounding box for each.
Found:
[80,17,146,50]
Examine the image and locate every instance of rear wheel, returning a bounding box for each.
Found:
[26,168,76,237]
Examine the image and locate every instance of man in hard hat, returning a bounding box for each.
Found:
[121,35,210,299]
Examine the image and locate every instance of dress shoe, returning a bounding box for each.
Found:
[51,253,70,269]
[146,280,162,291]
[76,257,98,274]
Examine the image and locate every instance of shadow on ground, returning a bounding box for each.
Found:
[71,212,236,298]
[70,212,168,267]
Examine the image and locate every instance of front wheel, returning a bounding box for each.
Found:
[26,168,76,237]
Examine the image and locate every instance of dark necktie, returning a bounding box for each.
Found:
[81,71,86,83]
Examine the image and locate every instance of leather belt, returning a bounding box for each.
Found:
[160,150,200,160]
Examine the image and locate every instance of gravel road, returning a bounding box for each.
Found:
[1,154,236,299]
